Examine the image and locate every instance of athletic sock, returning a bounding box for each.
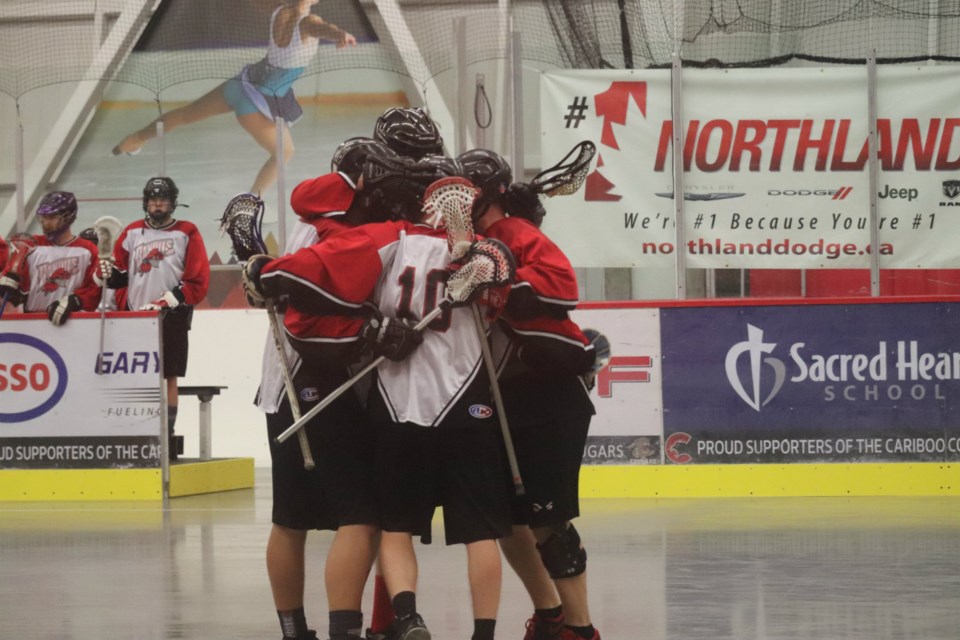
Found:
[277,607,309,639]
[329,609,363,639]
[168,405,178,434]
[535,605,564,621]
[391,591,417,619]
[471,618,496,640]
[565,624,597,639]
[370,574,395,633]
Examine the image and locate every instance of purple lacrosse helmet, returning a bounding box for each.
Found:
[36,191,78,240]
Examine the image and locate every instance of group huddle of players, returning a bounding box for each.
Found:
[243,106,607,640]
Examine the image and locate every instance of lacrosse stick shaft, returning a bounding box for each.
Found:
[276,303,446,444]
[266,300,316,469]
[0,292,9,320]
[471,304,525,495]
[96,286,108,374]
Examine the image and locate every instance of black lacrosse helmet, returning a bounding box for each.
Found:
[331,136,398,184]
[360,153,460,223]
[374,107,444,158]
[457,149,512,221]
[36,191,79,240]
[78,227,99,245]
[142,177,179,212]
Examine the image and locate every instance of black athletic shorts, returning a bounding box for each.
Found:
[375,422,512,545]
[266,396,336,531]
[160,306,191,377]
[500,372,594,528]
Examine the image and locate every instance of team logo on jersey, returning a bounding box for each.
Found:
[134,239,176,275]
[299,387,320,402]
[531,501,554,513]
[468,404,493,419]
[36,258,80,294]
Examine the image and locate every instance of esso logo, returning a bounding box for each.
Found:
[0,333,69,423]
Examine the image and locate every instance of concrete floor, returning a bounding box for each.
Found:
[1,472,959,639]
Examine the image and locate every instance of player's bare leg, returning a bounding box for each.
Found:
[531,523,597,639]
[112,84,232,156]
[266,524,308,608]
[465,539,502,640]
[378,531,429,639]
[237,111,295,195]
[499,525,561,610]
[324,524,379,609]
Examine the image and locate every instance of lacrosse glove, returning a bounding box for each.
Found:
[92,257,115,288]
[47,294,81,326]
[361,311,423,362]
[241,254,272,309]
[140,288,184,312]
[581,328,612,391]
[0,272,25,307]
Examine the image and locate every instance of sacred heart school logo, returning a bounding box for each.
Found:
[725,324,786,412]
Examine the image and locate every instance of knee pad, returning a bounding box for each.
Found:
[536,523,587,579]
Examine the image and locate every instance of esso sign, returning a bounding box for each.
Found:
[0,333,68,423]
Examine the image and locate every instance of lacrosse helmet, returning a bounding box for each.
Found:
[331,137,398,184]
[78,227,99,245]
[142,176,179,225]
[36,191,79,241]
[457,149,512,221]
[374,107,444,158]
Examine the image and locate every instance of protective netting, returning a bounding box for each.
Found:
[4,0,960,99]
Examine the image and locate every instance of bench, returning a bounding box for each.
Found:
[177,385,228,461]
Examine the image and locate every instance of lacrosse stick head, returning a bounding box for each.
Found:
[422,176,479,260]
[445,237,516,307]
[218,192,267,262]
[93,215,123,259]
[530,140,597,197]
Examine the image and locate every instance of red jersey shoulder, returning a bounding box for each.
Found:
[291,172,356,217]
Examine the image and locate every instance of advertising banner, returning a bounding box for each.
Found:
[660,302,960,463]
[541,66,960,269]
[0,313,163,469]
[572,307,663,465]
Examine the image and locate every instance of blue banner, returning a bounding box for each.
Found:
[661,302,960,463]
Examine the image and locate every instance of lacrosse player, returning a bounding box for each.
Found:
[112,0,355,196]
[251,138,406,640]
[244,165,515,640]
[0,192,100,325]
[99,177,210,461]
[460,149,606,640]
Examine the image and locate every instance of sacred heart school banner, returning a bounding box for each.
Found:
[541,67,960,269]
[0,313,163,469]
[659,302,960,464]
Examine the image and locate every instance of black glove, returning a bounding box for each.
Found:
[361,312,423,362]
[241,254,272,308]
[47,294,82,326]
[581,328,612,390]
[0,271,21,301]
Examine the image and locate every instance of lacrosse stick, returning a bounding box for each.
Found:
[424,177,527,495]
[0,234,37,320]
[93,216,122,374]
[529,140,597,197]
[219,193,316,470]
[277,177,521,496]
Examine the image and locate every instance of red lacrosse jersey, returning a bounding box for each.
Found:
[263,221,485,426]
[483,216,594,374]
[20,235,100,313]
[290,172,356,218]
[113,219,210,310]
[0,235,8,273]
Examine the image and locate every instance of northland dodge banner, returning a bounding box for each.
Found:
[0,314,163,469]
[541,66,960,269]
[660,303,960,464]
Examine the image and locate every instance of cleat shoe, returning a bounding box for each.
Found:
[390,613,431,640]
[559,628,599,640]
[365,629,388,640]
[523,612,565,640]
